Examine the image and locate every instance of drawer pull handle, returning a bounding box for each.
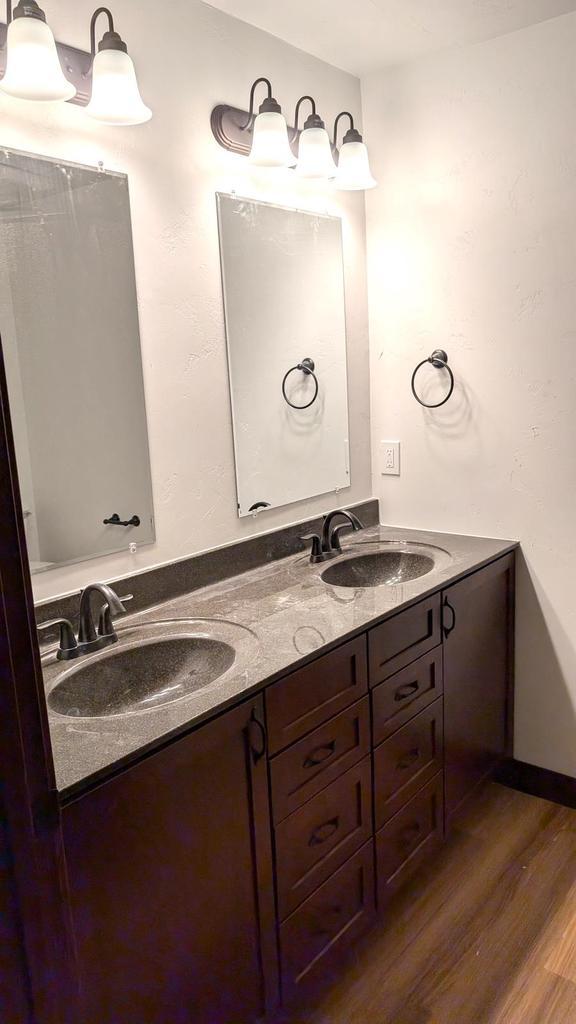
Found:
[394,682,419,702]
[303,741,336,769]
[396,747,420,771]
[399,821,422,845]
[442,596,456,638]
[309,816,340,847]
[311,905,343,938]
[247,709,267,763]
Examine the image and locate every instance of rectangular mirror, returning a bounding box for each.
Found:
[217,194,351,518]
[0,148,155,573]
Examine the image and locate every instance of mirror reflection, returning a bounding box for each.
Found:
[217,193,351,518]
[0,148,155,573]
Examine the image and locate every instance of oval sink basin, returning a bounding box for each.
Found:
[321,551,435,589]
[48,636,235,718]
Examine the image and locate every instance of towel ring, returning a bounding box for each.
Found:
[411,349,454,408]
[282,357,319,410]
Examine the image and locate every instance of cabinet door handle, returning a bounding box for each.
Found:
[396,747,420,771]
[248,709,267,763]
[303,741,336,769]
[394,681,419,702]
[308,816,340,847]
[442,596,456,638]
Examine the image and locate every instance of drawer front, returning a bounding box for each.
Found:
[372,648,443,745]
[266,636,368,755]
[374,698,444,828]
[280,842,375,1000]
[270,699,370,823]
[369,595,441,685]
[376,772,444,909]
[275,757,372,920]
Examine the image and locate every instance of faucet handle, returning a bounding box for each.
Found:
[300,533,324,564]
[98,594,133,638]
[37,618,80,661]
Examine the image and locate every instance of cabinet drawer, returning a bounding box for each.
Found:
[266,636,368,755]
[374,698,444,828]
[369,595,441,685]
[270,699,370,823]
[376,772,444,909]
[275,757,372,920]
[372,648,443,745]
[280,842,375,1001]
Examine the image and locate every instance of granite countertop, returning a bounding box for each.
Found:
[42,525,517,798]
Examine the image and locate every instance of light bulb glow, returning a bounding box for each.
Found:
[296,127,337,179]
[248,111,295,168]
[335,141,377,191]
[0,16,76,102]
[86,49,151,126]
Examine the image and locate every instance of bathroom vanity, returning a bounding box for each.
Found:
[0,148,516,1023]
[44,527,515,1024]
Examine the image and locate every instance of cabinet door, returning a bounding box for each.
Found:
[0,816,31,1024]
[443,554,515,820]
[62,697,276,1024]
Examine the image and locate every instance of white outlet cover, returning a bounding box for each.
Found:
[380,441,400,476]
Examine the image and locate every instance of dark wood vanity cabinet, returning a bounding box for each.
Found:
[442,553,515,821]
[60,552,515,1021]
[266,639,376,1000]
[61,696,275,1024]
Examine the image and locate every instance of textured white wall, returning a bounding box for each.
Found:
[0,0,371,602]
[363,12,576,778]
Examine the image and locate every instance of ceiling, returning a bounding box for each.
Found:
[205,0,576,76]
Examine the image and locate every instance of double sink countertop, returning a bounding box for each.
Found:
[41,525,517,798]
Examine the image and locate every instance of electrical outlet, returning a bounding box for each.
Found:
[380,441,400,476]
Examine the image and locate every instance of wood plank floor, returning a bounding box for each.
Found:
[277,782,576,1024]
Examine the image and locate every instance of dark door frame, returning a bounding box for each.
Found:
[0,335,76,1023]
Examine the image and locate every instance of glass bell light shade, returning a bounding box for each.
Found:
[296,127,337,179]
[86,48,151,126]
[0,14,76,102]
[335,140,377,191]
[249,111,295,168]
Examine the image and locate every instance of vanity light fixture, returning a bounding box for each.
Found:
[0,2,150,124]
[243,77,294,168]
[0,0,76,102]
[211,88,377,191]
[85,6,150,125]
[332,111,377,191]
[293,95,336,180]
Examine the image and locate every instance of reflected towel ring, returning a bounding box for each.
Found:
[103,513,141,527]
[282,357,319,410]
[411,349,455,408]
